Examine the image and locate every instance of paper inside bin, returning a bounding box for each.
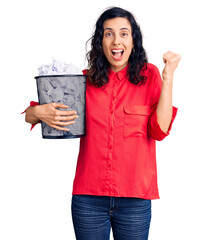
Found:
[36,58,86,138]
[38,58,82,75]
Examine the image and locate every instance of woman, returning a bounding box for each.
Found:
[24,7,181,240]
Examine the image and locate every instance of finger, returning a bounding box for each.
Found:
[163,53,181,66]
[51,103,69,109]
[163,52,176,63]
[164,51,177,56]
[52,120,76,127]
[55,115,79,121]
[56,110,77,116]
[163,55,168,64]
[50,125,70,131]
[164,51,181,60]
[163,51,176,60]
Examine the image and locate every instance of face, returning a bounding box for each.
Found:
[102,17,134,73]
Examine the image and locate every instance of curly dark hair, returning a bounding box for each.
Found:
[86,6,148,88]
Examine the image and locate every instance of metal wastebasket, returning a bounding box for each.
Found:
[35,74,87,139]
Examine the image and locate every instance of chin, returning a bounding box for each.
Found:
[112,61,128,68]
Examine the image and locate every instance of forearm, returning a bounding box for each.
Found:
[156,77,173,133]
[25,106,41,125]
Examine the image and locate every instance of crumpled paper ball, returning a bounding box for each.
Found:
[38,58,82,75]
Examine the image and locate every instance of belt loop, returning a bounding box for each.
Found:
[110,197,115,209]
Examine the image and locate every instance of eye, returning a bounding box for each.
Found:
[105,32,113,37]
[122,32,128,37]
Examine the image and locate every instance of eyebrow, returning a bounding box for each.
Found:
[104,27,131,32]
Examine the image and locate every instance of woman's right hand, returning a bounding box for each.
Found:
[25,103,78,131]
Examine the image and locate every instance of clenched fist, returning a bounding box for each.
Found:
[162,51,181,80]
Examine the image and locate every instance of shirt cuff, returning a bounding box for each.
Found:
[21,101,41,131]
[148,106,178,141]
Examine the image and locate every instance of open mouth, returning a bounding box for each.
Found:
[111,49,124,58]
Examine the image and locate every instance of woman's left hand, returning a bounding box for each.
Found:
[162,51,181,81]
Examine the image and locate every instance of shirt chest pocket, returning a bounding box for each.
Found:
[123,105,152,137]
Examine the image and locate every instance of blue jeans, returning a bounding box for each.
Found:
[71,195,151,240]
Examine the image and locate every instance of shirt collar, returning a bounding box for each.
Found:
[108,64,129,81]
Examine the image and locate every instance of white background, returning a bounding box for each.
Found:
[1,0,202,239]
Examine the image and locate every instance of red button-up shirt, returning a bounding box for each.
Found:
[72,63,178,199]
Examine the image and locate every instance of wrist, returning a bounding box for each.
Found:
[33,105,41,121]
[161,78,173,95]
[162,75,173,84]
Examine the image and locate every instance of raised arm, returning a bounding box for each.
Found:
[156,51,181,133]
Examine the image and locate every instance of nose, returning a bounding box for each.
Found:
[113,33,121,45]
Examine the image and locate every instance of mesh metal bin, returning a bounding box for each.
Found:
[35,74,87,139]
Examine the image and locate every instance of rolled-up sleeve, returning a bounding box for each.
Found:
[148,106,178,141]
[147,65,178,141]
[21,101,41,130]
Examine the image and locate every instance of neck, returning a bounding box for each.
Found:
[110,63,128,73]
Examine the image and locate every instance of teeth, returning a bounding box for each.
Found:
[112,49,123,53]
